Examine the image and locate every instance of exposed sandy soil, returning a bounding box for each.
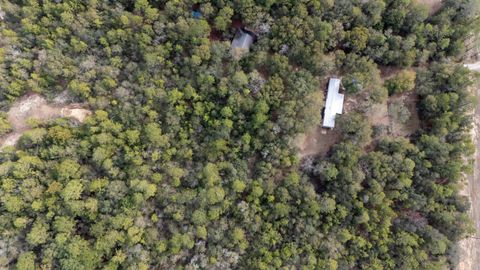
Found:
[465,62,480,72]
[465,35,480,62]
[457,77,480,270]
[296,84,340,159]
[417,0,443,15]
[0,93,91,149]
[295,126,341,159]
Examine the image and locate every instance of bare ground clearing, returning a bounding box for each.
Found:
[417,0,443,15]
[295,126,341,159]
[0,93,91,149]
[465,62,480,72]
[366,101,389,127]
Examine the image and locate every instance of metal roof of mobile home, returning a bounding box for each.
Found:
[322,78,344,128]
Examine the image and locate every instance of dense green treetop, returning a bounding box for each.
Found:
[0,0,478,269]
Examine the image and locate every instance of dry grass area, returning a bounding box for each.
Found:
[389,92,421,137]
[366,102,389,127]
[0,93,91,149]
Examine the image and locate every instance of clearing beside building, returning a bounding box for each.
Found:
[296,69,420,160]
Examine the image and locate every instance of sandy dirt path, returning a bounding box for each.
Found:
[0,93,91,149]
[466,62,480,72]
[457,64,480,270]
[457,97,480,270]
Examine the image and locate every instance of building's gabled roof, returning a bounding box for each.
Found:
[322,78,344,128]
[231,29,254,51]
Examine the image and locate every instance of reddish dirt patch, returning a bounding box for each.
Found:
[209,29,223,41]
[231,18,244,29]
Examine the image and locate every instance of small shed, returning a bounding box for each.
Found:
[231,28,255,58]
[322,78,344,128]
[192,11,202,19]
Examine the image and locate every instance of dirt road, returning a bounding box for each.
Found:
[457,64,480,270]
[465,62,480,72]
[0,93,91,149]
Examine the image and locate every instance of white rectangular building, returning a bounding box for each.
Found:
[322,78,344,128]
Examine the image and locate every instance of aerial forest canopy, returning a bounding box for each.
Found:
[0,0,478,269]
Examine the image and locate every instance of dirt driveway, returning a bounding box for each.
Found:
[457,65,480,270]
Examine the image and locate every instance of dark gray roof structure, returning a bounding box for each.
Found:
[231,29,255,58]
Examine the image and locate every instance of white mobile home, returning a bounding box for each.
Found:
[322,78,344,128]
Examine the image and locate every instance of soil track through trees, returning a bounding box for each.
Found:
[0,93,91,149]
[457,76,480,270]
[456,59,480,269]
